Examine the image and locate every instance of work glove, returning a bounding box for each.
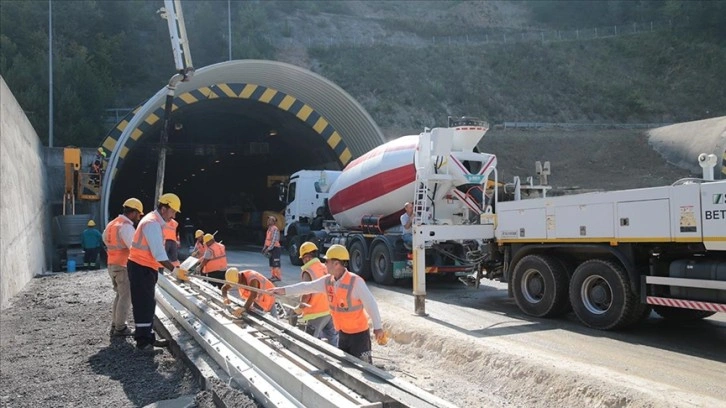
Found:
[293,307,303,315]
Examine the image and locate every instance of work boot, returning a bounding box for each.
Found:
[269,276,280,282]
[112,326,134,337]
[153,339,170,348]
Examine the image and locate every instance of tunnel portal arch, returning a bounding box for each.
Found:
[99,60,384,225]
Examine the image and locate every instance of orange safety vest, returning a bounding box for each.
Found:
[192,241,205,257]
[202,242,227,273]
[163,218,179,243]
[128,211,165,270]
[325,271,368,334]
[264,225,281,248]
[237,270,276,312]
[300,259,330,321]
[104,215,132,267]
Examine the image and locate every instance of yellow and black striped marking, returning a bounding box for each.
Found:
[96,83,352,181]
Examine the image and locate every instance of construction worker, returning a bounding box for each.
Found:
[295,242,338,346]
[90,147,107,187]
[103,198,143,337]
[198,233,227,288]
[190,229,205,258]
[81,220,103,269]
[263,215,282,282]
[127,193,181,351]
[272,245,384,363]
[221,268,277,317]
[400,202,413,248]
[162,217,180,267]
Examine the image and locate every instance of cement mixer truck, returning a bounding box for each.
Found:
[284,117,726,330]
[282,117,494,284]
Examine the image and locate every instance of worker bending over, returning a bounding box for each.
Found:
[199,233,227,288]
[127,193,182,351]
[295,241,338,346]
[190,229,205,257]
[103,198,144,337]
[162,217,180,267]
[82,220,103,269]
[263,215,282,282]
[272,245,384,363]
[222,268,277,317]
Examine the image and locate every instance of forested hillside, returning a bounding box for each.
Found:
[1,0,724,146]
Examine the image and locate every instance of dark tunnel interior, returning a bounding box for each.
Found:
[109,98,343,243]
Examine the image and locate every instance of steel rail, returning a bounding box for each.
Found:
[156,272,458,408]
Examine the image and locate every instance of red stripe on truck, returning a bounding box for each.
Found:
[329,164,416,214]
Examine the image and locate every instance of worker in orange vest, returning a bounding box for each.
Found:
[263,215,282,282]
[221,267,277,317]
[190,229,205,258]
[162,218,180,267]
[272,245,384,363]
[102,197,143,337]
[294,241,338,346]
[198,233,227,288]
[127,193,182,351]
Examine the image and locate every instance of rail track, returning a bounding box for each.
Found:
[155,272,457,408]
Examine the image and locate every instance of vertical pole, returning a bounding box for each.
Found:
[48,0,53,147]
[154,89,175,204]
[412,229,427,316]
[227,0,232,61]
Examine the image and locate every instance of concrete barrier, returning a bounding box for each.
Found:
[648,117,726,178]
[0,77,51,310]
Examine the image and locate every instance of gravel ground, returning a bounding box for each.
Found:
[0,270,257,408]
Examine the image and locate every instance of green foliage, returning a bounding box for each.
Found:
[0,0,724,148]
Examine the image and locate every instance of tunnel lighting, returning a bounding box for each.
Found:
[191,173,196,177]
[229,152,235,155]
[214,160,220,163]
[268,129,277,137]
[184,179,188,182]
[200,168,205,172]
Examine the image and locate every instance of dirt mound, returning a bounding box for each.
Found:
[482,128,691,192]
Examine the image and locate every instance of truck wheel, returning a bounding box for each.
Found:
[288,236,303,266]
[370,243,395,285]
[348,240,371,280]
[569,259,635,330]
[653,306,716,322]
[511,254,569,318]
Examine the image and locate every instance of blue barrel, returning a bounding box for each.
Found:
[67,259,76,272]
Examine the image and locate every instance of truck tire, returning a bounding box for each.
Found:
[348,239,371,280]
[569,259,636,330]
[288,236,303,266]
[511,254,569,318]
[370,243,395,285]
[653,306,716,322]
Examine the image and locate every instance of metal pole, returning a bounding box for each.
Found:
[227,0,232,60]
[48,0,53,147]
[154,86,175,205]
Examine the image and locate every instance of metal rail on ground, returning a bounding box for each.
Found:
[155,273,458,408]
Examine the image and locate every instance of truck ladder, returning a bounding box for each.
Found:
[413,179,431,225]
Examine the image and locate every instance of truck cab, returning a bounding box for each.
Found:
[283,170,341,263]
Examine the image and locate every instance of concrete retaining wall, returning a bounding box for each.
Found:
[648,117,726,178]
[0,77,51,310]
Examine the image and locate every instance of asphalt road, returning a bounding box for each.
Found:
[224,246,726,405]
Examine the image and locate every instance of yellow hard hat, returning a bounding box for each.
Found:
[87,220,96,227]
[324,244,349,261]
[225,267,240,283]
[299,241,318,259]
[159,193,181,213]
[203,233,214,244]
[122,197,144,214]
[194,229,204,239]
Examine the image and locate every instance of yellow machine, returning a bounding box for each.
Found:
[63,147,102,215]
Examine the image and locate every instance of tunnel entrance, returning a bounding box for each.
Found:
[100,60,384,245]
